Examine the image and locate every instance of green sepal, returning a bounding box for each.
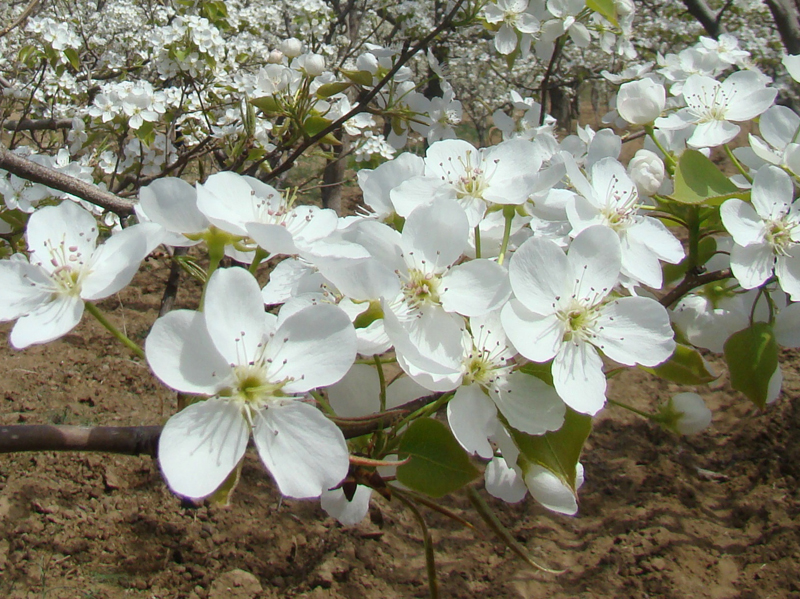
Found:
[640,344,718,385]
[723,322,779,409]
[353,300,384,329]
[396,418,480,498]
[208,458,243,506]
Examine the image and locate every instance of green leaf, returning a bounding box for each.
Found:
[723,322,778,409]
[303,115,332,138]
[316,81,351,98]
[342,69,375,87]
[672,150,739,205]
[134,121,155,145]
[396,418,480,498]
[518,361,553,387]
[587,0,618,26]
[18,45,41,66]
[508,408,592,494]
[63,48,80,70]
[640,344,718,385]
[250,95,280,115]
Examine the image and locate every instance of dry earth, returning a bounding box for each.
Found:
[0,257,799,599]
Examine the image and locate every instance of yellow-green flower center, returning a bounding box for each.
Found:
[557,301,599,342]
[404,268,441,308]
[224,364,286,407]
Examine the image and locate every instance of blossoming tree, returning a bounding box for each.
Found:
[0,0,797,594]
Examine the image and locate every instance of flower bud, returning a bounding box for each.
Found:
[616,79,665,125]
[299,52,326,77]
[280,37,303,58]
[627,149,665,196]
[268,49,284,64]
[662,393,712,435]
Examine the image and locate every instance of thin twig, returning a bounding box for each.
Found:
[262,0,467,182]
[0,0,40,39]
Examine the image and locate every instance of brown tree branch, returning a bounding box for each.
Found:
[2,118,74,132]
[0,393,444,457]
[659,268,733,308]
[0,145,136,216]
[681,0,722,38]
[764,0,800,55]
[0,424,162,456]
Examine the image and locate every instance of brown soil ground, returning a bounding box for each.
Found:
[1,257,799,599]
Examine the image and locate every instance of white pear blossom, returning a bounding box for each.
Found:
[720,165,800,299]
[566,157,684,289]
[446,312,566,457]
[655,70,777,148]
[484,0,540,56]
[390,138,546,227]
[146,267,356,499]
[0,201,159,349]
[501,226,675,414]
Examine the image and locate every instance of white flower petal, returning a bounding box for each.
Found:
[247,222,298,255]
[401,199,468,272]
[594,297,675,367]
[204,268,269,365]
[568,226,621,304]
[552,340,606,415]
[447,385,497,459]
[158,399,249,499]
[776,248,800,300]
[730,243,774,289]
[721,200,765,246]
[265,304,356,393]
[751,165,793,219]
[501,300,562,362]
[327,363,380,417]
[146,310,230,394]
[10,294,84,349]
[321,485,372,526]
[0,261,53,321]
[81,224,155,300]
[508,236,569,315]
[26,202,98,273]
[485,457,527,504]
[491,371,565,435]
[254,402,349,498]
[440,259,510,316]
[139,177,207,234]
[523,463,582,515]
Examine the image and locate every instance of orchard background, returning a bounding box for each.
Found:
[2,0,800,597]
